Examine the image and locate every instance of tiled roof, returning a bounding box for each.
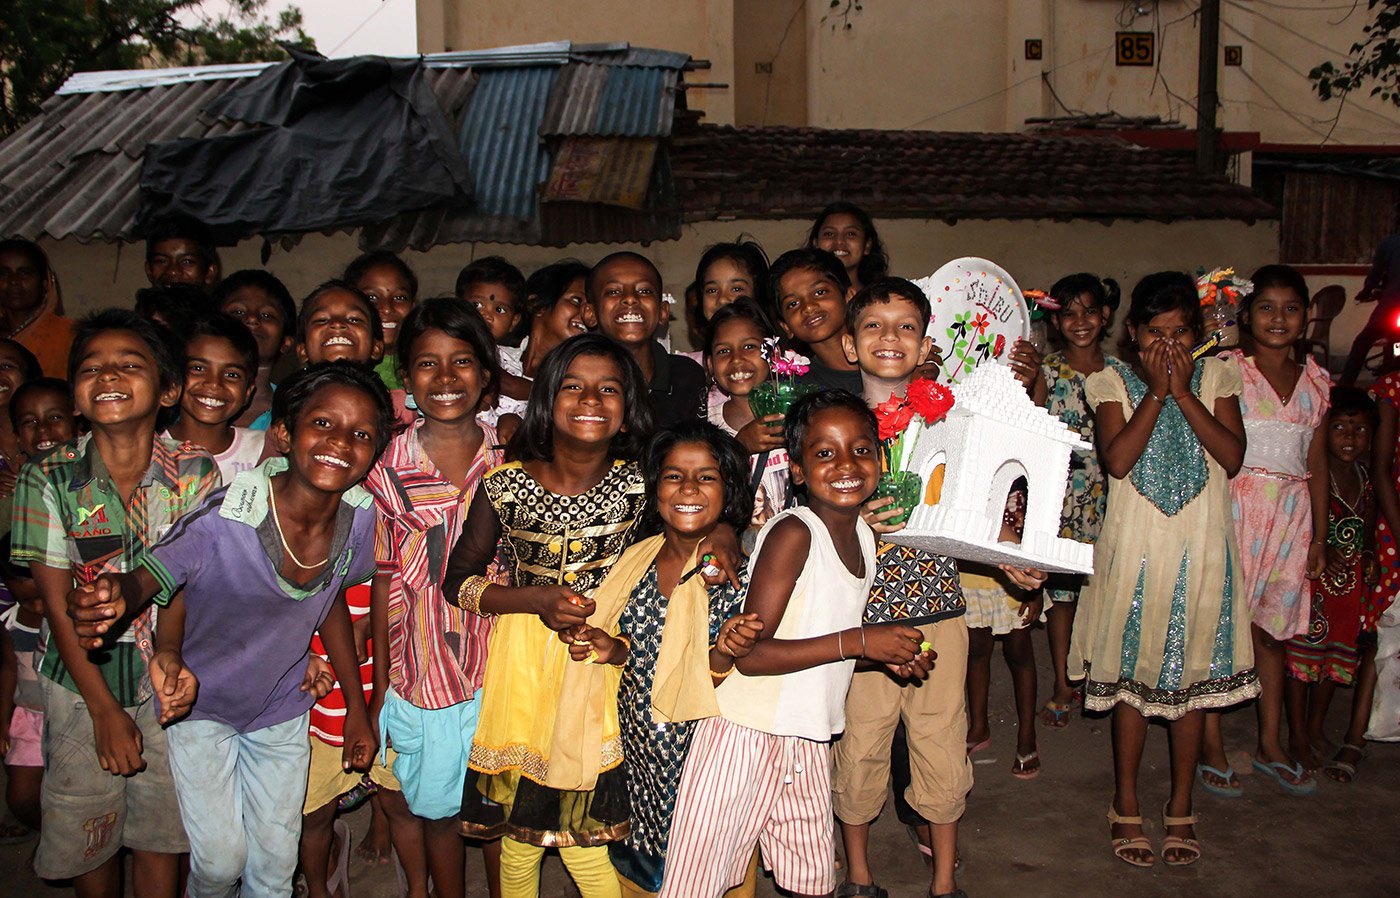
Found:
[669,125,1276,222]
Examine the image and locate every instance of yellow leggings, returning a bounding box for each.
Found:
[500,838,621,898]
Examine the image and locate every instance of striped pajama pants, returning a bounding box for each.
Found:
[658,717,835,898]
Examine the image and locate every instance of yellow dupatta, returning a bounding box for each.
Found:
[545,535,721,789]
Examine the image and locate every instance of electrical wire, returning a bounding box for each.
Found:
[757,0,806,127]
[1222,0,1356,58]
[329,0,404,57]
[901,46,1112,129]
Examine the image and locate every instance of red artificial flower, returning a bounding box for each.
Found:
[874,392,916,442]
[906,377,955,424]
[992,333,1006,358]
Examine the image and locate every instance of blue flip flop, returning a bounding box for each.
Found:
[1195,763,1243,798]
[1251,758,1318,796]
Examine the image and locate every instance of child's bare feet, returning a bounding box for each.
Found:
[355,796,393,864]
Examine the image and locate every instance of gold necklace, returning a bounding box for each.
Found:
[268,485,328,569]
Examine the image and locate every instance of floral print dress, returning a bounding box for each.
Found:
[1042,353,1108,603]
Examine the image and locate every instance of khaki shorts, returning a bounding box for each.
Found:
[303,733,400,815]
[831,618,974,825]
[35,677,189,879]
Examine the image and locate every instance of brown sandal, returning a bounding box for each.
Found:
[1160,803,1201,866]
[1107,806,1155,867]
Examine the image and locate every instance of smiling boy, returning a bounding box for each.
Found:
[588,251,706,427]
[11,309,220,898]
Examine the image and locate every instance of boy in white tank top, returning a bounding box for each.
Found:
[660,391,934,898]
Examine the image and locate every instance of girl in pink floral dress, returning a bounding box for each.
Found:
[1199,266,1330,798]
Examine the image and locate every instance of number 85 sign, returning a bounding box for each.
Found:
[1115,31,1155,66]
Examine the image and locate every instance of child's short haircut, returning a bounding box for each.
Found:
[1329,385,1380,427]
[143,214,219,270]
[344,250,420,299]
[0,237,49,283]
[135,284,212,335]
[784,388,876,462]
[271,361,395,460]
[296,280,384,344]
[1121,271,1203,361]
[586,251,663,303]
[1244,264,1310,315]
[8,377,71,430]
[510,332,653,464]
[189,311,260,375]
[69,307,184,392]
[395,296,502,400]
[1049,273,1121,312]
[0,338,43,381]
[767,248,851,313]
[524,259,591,318]
[705,296,776,353]
[804,202,889,285]
[642,419,754,536]
[213,269,297,341]
[845,277,932,333]
[454,256,525,304]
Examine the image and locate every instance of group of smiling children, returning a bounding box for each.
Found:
[0,200,1393,898]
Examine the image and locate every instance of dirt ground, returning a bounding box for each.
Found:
[2,640,1395,898]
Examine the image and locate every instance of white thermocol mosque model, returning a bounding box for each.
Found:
[885,360,1095,575]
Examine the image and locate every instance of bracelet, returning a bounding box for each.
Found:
[710,663,735,680]
[859,626,867,659]
[1147,391,1166,404]
[837,630,847,661]
[614,634,631,655]
[456,576,493,616]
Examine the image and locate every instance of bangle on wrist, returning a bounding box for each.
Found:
[1148,391,1166,404]
[456,576,493,616]
[858,626,867,659]
[837,630,847,661]
[710,663,734,680]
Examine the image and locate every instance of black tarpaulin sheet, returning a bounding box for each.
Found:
[140,50,472,242]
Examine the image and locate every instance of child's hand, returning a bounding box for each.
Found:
[1141,340,1172,400]
[1324,547,1350,583]
[857,624,924,666]
[1007,339,1041,390]
[1165,340,1194,398]
[698,527,744,589]
[1019,592,1045,626]
[531,586,595,631]
[1306,541,1327,580]
[998,564,1047,591]
[715,613,764,660]
[67,575,127,649]
[149,649,198,725]
[352,615,371,665]
[496,413,523,445]
[861,495,907,534]
[300,655,336,700]
[736,415,786,454]
[0,465,17,499]
[566,626,626,665]
[885,649,936,682]
[90,706,145,775]
[341,716,376,773]
[1364,556,1381,586]
[912,346,945,382]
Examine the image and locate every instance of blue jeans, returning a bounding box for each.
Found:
[166,712,311,898]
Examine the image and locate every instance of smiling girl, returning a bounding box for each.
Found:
[365,297,504,898]
[345,251,419,393]
[804,203,888,294]
[769,248,862,394]
[443,334,738,898]
[1199,265,1330,798]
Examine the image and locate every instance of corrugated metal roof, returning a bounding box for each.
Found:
[540,64,676,137]
[0,43,687,248]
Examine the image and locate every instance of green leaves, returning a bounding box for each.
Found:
[1310,0,1400,108]
[0,0,316,135]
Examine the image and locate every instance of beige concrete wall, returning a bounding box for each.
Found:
[40,216,1282,356]
[414,0,736,125]
[733,0,808,126]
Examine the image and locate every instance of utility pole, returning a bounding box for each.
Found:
[1196,0,1221,175]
